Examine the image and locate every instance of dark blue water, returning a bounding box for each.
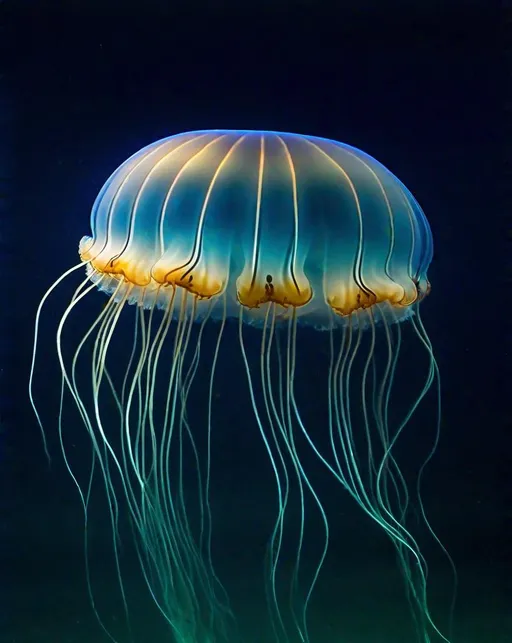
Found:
[2,4,507,643]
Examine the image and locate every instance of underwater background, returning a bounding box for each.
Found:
[2,2,507,643]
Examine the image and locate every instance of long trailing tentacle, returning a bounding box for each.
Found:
[29,261,88,462]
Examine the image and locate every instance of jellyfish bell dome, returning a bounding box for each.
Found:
[79,129,432,329]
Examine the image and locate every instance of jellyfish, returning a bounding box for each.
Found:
[29,130,454,643]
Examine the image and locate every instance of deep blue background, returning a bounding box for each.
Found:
[1,2,507,642]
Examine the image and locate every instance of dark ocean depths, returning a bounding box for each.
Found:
[2,3,507,643]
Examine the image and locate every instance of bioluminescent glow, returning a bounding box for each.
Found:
[30,130,454,643]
